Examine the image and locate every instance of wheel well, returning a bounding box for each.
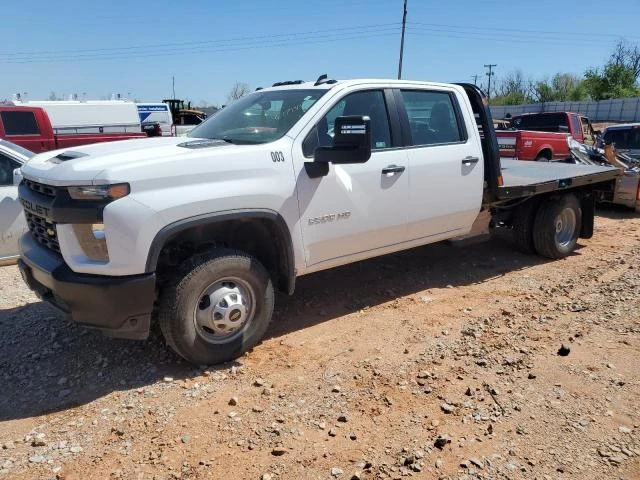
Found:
[536,148,552,160]
[154,217,294,294]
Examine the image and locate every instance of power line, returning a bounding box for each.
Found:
[409,21,640,41]
[0,29,401,64]
[0,22,401,59]
[405,26,624,47]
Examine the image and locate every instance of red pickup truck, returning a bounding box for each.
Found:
[0,106,146,153]
[496,112,597,161]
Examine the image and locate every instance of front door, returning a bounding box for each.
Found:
[0,153,25,261]
[398,88,484,241]
[292,89,409,268]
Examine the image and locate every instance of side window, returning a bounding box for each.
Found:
[401,90,465,146]
[303,90,391,157]
[0,111,40,136]
[570,115,582,137]
[0,153,19,186]
[580,117,595,144]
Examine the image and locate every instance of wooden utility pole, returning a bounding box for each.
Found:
[397,0,408,79]
[484,64,497,101]
[172,76,176,99]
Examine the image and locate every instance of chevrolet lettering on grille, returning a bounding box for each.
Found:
[20,198,52,218]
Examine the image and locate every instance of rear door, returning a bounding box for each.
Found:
[0,109,50,152]
[396,87,484,241]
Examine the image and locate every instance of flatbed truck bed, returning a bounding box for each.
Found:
[496,159,620,199]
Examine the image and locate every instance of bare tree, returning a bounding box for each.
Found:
[610,40,640,81]
[226,82,251,103]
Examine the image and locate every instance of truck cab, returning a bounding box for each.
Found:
[0,106,56,152]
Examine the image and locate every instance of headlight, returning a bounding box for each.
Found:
[68,183,130,201]
[72,223,108,261]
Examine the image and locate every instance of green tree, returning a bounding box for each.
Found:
[583,63,640,100]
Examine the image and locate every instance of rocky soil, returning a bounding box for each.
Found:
[0,208,638,480]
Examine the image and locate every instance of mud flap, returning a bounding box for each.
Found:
[580,193,595,239]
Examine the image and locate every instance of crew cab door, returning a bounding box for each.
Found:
[395,87,484,240]
[291,88,409,268]
[0,153,25,262]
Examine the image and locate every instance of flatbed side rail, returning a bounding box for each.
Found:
[496,169,620,199]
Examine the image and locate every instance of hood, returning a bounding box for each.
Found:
[21,136,232,185]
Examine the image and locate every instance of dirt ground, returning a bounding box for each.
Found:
[1,208,639,480]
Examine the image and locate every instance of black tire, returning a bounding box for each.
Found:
[159,249,274,365]
[532,195,581,259]
[535,154,551,162]
[512,199,540,254]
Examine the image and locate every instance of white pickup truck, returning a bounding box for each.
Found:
[16,77,619,365]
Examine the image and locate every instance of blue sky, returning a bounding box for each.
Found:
[2,0,638,105]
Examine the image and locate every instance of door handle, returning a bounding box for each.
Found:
[381,165,406,175]
[462,156,480,165]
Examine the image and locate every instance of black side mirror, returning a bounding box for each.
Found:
[304,116,373,178]
[315,115,372,164]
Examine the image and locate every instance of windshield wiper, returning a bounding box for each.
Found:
[216,137,264,145]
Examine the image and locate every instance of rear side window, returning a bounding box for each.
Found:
[400,90,465,146]
[570,115,582,136]
[604,127,640,149]
[512,113,568,132]
[0,111,40,136]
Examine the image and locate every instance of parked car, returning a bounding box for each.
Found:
[1,103,146,153]
[16,77,619,365]
[601,123,640,161]
[496,112,597,161]
[0,139,33,264]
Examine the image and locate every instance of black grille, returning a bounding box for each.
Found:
[24,179,57,197]
[25,212,60,253]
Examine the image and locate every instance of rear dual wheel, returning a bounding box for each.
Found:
[532,195,581,259]
[513,194,581,259]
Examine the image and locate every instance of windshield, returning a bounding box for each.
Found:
[0,139,35,159]
[603,127,640,150]
[188,89,327,144]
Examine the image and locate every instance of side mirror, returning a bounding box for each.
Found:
[314,116,372,164]
[13,168,23,186]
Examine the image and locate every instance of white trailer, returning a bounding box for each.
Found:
[12,100,142,135]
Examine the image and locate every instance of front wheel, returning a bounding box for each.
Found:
[532,195,581,259]
[159,249,274,365]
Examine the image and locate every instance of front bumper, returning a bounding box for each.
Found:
[18,233,156,340]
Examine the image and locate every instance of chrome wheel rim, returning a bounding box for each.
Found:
[555,208,576,247]
[193,277,255,343]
